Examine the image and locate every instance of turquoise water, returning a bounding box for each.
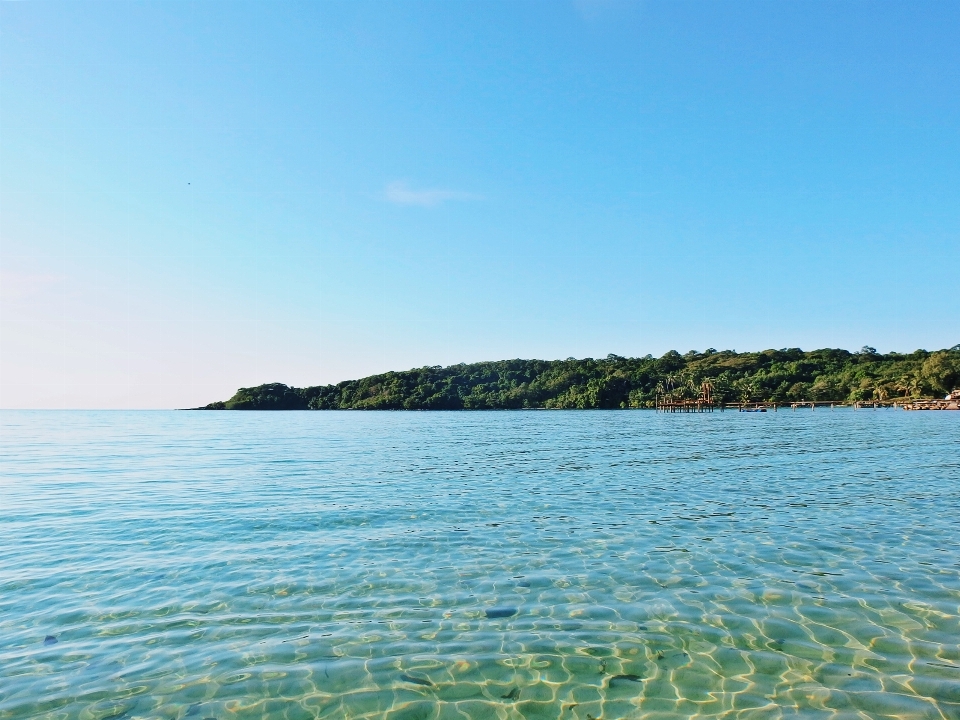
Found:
[1,410,959,720]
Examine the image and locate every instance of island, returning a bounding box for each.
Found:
[197,346,960,410]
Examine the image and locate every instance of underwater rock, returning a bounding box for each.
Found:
[607,675,643,690]
[484,607,517,619]
[400,673,434,687]
[501,687,520,700]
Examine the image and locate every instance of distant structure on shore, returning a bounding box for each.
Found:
[655,379,716,412]
[901,389,960,411]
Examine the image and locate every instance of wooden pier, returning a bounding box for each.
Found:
[732,402,777,412]
[789,401,835,410]
[657,400,716,412]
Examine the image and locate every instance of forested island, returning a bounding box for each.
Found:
[199,346,960,410]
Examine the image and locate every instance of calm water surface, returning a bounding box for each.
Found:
[1,410,959,720]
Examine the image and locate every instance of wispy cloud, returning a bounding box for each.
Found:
[384,181,481,207]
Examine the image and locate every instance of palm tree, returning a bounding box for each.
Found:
[894,377,911,398]
[908,374,924,398]
[872,380,889,403]
[699,380,714,405]
[734,377,757,404]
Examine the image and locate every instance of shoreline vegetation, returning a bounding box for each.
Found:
[199,346,960,411]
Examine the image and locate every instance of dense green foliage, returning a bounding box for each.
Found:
[202,346,960,410]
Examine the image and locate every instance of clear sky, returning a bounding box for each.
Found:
[2,0,958,409]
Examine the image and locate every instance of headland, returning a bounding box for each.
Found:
[199,346,960,410]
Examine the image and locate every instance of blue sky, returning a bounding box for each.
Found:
[1,0,958,408]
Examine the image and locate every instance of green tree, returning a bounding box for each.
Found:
[921,352,960,395]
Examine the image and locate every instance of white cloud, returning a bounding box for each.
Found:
[384,181,481,207]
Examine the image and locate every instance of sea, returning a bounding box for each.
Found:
[1,409,958,720]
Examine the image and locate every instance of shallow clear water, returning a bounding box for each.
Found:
[1,410,959,720]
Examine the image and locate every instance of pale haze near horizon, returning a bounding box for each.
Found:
[1,0,958,409]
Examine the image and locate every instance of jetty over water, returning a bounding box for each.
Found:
[657,399,716,412]
[734,402,776,412]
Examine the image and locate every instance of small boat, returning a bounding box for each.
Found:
[740,407,766,412]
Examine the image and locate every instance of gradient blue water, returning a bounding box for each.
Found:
[1,410,959,720]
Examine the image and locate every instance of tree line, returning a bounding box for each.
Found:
[200,346,960,410]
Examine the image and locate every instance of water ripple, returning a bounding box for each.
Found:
[1,409,958,719]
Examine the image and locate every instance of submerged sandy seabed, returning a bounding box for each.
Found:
[1,409,958,719]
